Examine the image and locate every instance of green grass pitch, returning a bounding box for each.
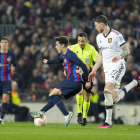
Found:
[0,122,140,140]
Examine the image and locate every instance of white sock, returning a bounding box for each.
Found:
[104,89,113,125]
[124,79,138,92]
[105,109,112,125]
[113,89,125,103]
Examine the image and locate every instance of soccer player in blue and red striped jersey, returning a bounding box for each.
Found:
[0,37,17,124]
[31,36,91,127]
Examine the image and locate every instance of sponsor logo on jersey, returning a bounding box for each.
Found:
[108,38,112,43]
[0,63,9,66]
[100,47,108,50]
[7,58,11,62]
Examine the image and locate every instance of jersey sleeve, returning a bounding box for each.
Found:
[117,33,126,46]
[68,51,82,66]
[47,56,63,64]
[91,47,98,62]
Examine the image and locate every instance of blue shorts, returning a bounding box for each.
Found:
[0,81,12,95]
[55,80,83,99]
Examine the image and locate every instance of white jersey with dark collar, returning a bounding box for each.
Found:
[96,28,126,72]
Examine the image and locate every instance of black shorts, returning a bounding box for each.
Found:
[82,74,93,93]
[55,80,83,99]
[0,81,12,95]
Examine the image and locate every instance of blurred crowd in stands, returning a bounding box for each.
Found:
[0,0,140,102]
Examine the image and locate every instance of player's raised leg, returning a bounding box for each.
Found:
[31,87,74,127]
[113,76,140,103]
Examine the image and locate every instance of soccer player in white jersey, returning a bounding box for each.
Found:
[88,15,140,128]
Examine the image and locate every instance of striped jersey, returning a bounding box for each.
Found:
[48,49,83,82]
[62,49,83,81]
[96,28,126,72]
[0,50,17,81]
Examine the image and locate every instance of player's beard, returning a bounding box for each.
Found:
[99,28,104,33]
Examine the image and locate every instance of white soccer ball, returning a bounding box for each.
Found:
[34,115,47,126]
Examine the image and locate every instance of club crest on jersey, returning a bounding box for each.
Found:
[64,59,66,63]
[108,38,112,43]
[7,58,10,62]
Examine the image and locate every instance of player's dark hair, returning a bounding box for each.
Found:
[93,15,108,26]
[0,37,9,42]
[78,32,87,38]
[55,36,69,47]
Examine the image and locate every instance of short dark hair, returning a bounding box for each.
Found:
[93,15,108,26]
[78,32,87,38]
[0,37,9,42]
[55,36,69,47]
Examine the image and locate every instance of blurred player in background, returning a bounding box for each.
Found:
[31,36,91,127]
[68,33,98,126]
[0,38,17,124]
[88,15,140,128]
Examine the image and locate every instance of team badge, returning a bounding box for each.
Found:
[108,38,112,43]
[7,58,10,62]
[85,58,90,63]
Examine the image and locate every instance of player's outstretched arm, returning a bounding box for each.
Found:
[88,49,102,82]
[43,57,63,64]
[112,44,130,63]
[43,59,48,64]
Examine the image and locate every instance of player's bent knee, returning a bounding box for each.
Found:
[78,92,83,95]
[84,98,90,102]
[3,97,9,103]
[105,82,115,91]
[84,94,90,102]
[78,90,83,95]
[49,88,62,97]
[2,94,10,103]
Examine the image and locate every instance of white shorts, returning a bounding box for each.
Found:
[105,62,126,91]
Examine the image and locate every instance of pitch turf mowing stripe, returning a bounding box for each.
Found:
[0,132,140,135]
[0,123,140,140]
